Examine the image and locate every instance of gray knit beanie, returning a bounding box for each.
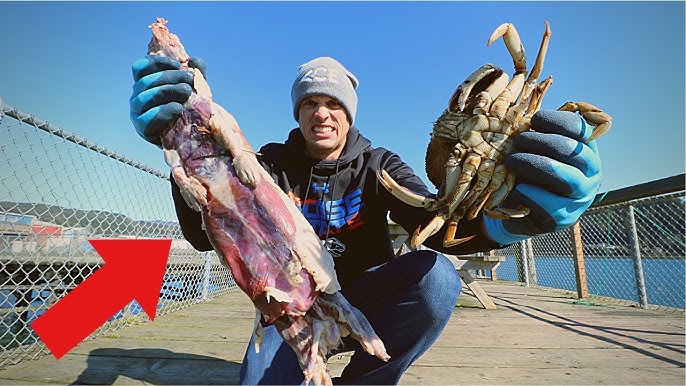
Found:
[291,57,359,125]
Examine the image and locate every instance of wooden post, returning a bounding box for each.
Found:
[570,221,588,299]
[388,221,412,256]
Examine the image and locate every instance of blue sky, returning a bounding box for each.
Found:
[1,1,684,194]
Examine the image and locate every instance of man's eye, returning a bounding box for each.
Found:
[327,100,341,109]
[302,100,316,108]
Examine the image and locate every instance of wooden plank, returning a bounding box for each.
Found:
[0,350,242,385]
[416,344,685,368]
[451,253,505,262]
[392,234,409,256]
[401,363,684,385]
[1,282,683,386]
[446,255,500,309]
[456,270,497,310]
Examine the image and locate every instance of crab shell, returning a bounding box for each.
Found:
[425,64,509,190]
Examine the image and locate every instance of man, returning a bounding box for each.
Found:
[130,56,602,384]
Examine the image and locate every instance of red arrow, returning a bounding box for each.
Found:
[30,238,171,359]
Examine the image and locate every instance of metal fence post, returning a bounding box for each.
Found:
[525,239,537,286]
[519,241,530,286]
[626,205,648,307]
[514,241,525,283]
[201,251,212,301]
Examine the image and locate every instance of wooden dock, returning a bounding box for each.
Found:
[0,281,683,385]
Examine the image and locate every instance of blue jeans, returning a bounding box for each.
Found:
[238,250,462,385]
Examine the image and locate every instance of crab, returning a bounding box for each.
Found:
[377,21,612,249]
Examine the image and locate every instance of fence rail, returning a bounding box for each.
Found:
[1,99,684,369]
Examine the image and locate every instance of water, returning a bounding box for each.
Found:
[497,256,686,309]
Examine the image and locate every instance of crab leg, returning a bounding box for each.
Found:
[375,143,463,212]
[465,163,505,220]
[527,76,554,116]
[489,73,525,120]
[432,149,464,207]
[446,153,481,214]
[526,21,552,84]
[377,153,469,249]
[412,153,480,248]
[490,21,552,127]
[376,170,434,208]
[458,159,495,218]
[513,21,552,119]
[483,172,530,219]
[404,151,482,249]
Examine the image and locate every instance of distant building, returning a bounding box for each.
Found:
[0,212,33,234]
[0,212,34,252]
[0,212,75,253]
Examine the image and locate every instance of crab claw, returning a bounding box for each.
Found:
[442,219,476,248]
[448,64,507,112]
[411,215,447,250]
[376,170,434,208]
[444,236,476,248]
[488,22,526,72]
[412,214,476,249]
[558,101,612,141]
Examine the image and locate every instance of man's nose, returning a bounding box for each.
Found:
[314,105,330,120]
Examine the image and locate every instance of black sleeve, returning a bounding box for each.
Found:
[170,174,213,251]
[380,151,501,255]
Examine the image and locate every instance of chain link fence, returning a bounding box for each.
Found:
[493,186,685,312]
[0,99,237,369]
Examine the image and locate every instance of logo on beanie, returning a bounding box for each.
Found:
[301,67,340,84]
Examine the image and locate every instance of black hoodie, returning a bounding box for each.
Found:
[172,126,499,289]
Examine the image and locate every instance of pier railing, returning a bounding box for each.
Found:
[1,99,684,369]
[491,174,684,311]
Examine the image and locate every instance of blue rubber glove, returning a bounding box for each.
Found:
[484,110,603,245]
[129,55,206,146]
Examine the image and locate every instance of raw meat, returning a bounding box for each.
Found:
[146,18,389,385]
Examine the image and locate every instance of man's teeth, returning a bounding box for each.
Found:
[313,126,334,133]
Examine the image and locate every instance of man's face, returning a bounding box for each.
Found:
[297,95,350,161]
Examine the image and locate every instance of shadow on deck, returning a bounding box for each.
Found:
[0,281,684,385]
